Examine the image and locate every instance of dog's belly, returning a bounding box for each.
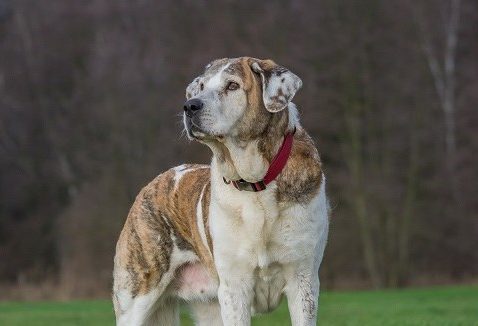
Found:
[173,261,285,313]
[174,262,218,301]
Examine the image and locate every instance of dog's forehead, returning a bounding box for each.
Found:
[204,58,229,74]
[203,58,245,80]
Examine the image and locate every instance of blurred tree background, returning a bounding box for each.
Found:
[0,0,477,299]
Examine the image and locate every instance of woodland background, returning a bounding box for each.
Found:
[0,0,477,300]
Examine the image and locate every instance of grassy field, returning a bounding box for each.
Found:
[0,285,477,325]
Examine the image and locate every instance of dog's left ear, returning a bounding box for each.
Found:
[250,59,302,113]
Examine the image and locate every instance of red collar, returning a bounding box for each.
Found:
[223,128,296,192]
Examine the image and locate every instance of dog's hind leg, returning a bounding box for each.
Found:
[114,288,160,326]
[113,269,182,326]
[189,300,223,326]
[113,184,185,325]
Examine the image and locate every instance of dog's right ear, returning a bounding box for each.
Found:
[250,59,302,113]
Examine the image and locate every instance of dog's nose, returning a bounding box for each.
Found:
[183,99,204,116]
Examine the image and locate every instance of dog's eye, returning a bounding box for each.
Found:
[226,81,239,91]
[200,83,204,91]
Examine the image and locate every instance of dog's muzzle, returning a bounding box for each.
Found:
[183,98,208,139]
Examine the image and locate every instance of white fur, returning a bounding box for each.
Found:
[196,184,212,257]
[206,63,231,89]
[173,164,195,185]
[116,289,161,326]
[288,103,300,130]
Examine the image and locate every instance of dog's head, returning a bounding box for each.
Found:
[183,57,302,142]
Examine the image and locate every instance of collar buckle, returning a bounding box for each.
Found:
[223,177,266,192]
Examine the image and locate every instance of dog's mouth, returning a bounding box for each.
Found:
[184,116,211,140]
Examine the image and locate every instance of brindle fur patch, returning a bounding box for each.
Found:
[114,165,215,297]
[276,127,322,203]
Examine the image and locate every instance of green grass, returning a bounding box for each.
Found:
[0,285,477,325]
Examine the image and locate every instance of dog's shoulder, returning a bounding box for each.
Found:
[139,163,210,201]
[135,163,210,226]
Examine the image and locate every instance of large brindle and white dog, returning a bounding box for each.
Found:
[113,57,329,325]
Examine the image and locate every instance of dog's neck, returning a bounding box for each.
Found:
[215,138,272,182]
[207,104,298,183]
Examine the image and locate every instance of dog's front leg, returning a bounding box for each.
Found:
[284,263,320,326]
[216,263,254,326]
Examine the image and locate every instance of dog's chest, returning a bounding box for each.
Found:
[209,185,316,312]
[211,182,313,268]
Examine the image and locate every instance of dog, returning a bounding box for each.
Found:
[113,57,329,326]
